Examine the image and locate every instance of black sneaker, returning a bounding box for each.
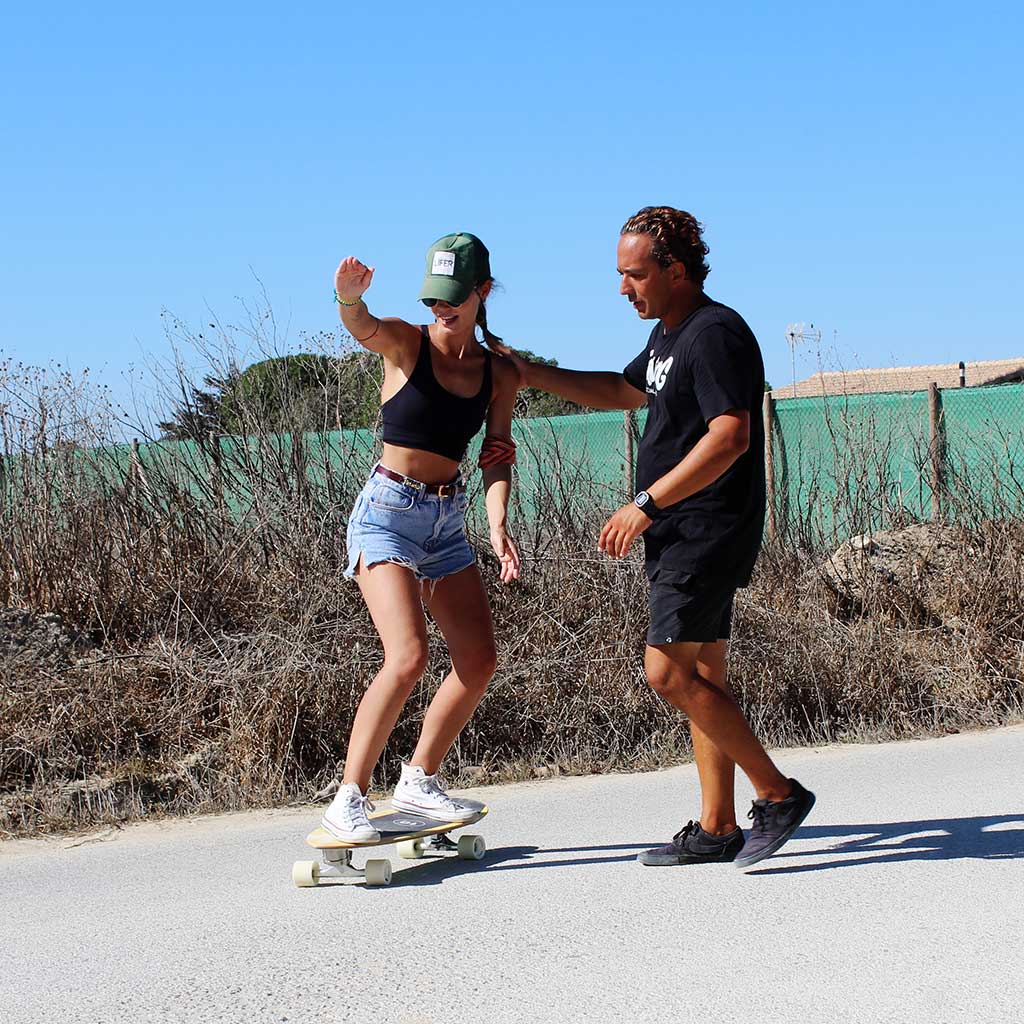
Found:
[734,778,815,870]
[638,820,745,866]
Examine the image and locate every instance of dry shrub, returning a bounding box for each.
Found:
[1,334,1022,837]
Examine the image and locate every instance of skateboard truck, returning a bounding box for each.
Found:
[396,831,485,861]
[293,848,393,888]
[427,833,458,853]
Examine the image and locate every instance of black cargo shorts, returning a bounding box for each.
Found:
[646,569,736,646]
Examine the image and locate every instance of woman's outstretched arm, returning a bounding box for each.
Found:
[480,356,521,583]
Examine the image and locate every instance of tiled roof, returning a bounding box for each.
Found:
[771,359,1024,399]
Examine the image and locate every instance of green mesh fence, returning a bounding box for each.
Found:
[771,391,932,544]
[466,410,641,533]
[9,383,1019,548]
[770,381,1024,546]
[940,383,1024,518]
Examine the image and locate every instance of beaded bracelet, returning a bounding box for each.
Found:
[334,289,362,307]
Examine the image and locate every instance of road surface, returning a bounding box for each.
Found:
[3,726,1022,1023]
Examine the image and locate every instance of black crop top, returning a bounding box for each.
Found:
[380,326,492,462]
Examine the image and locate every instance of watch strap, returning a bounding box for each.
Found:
[633,490,659,519]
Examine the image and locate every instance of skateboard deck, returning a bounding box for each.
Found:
[306,804,488,848]
[293,804,488,888]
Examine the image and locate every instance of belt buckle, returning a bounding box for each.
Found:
[437,482,455,498]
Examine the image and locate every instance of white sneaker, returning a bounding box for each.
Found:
[320,782,380,843]
[391,763,482,822]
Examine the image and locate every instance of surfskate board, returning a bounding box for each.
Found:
[292,804,488,888]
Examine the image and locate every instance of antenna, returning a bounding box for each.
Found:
[784,321,823,397]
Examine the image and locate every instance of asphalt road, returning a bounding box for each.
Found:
[3,726,1023,1024]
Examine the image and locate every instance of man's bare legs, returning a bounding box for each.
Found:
[690,640,739,835]
[645,640,791,802]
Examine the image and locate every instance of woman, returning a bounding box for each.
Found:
[322,232,521,842]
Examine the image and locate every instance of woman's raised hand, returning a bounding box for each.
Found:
[334,257,375,303]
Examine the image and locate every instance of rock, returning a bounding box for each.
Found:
[313,779,340,801]
[459,765,489,785]
[0,607,91,676]
[812,523,971,625]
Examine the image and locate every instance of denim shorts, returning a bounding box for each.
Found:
[344,468,476,582]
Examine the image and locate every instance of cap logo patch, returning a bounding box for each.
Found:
[432,251,456,276]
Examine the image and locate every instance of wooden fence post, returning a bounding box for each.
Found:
[208,431,223,505]
[763,391,777,541]
[928,382,946,521]
[129,438,145,493]
[624,409,636,497]
[129,437,155,498]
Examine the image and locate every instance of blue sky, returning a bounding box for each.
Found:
[2,1,1021,416]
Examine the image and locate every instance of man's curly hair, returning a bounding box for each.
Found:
[620,206,710,285]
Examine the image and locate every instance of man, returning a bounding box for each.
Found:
[506,206,814,869]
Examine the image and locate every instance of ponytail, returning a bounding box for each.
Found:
[474,284,502,350]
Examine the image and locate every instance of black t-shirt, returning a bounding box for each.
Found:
[622,299,766,586]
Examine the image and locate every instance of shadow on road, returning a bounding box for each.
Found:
[328,815,1024,887]
[396,815,1024,884]
[748,813,1024,875]
[393,842,657,886]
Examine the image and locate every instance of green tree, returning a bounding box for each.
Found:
[222,352,381,434]
[157,372,236,440]
[158,351,382,439]
[158,344,586,441]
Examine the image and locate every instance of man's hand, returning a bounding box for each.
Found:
[490,525,521,583]
[598,502,653,559]
[488,342,531,388]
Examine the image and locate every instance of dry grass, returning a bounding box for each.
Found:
[1,341,1022,838]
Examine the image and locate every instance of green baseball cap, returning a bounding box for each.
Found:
[418,232,491,306]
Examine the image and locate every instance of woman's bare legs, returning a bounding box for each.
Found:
[411,564,497,773]
[342,559,429,793]
[342,560,497,791]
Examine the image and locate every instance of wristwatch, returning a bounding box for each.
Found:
[633,490,660,519]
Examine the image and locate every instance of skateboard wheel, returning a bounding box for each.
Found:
[398,839,425,860]
[364,859,392,886]
[292,860,320,887]
[457,834,486,861]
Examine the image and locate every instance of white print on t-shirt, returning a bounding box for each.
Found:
[432,251,456,276]
[645,352,674,393]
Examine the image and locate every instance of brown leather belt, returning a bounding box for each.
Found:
[374,464,465,497]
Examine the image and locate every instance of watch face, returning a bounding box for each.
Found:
[635,491,649,507]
